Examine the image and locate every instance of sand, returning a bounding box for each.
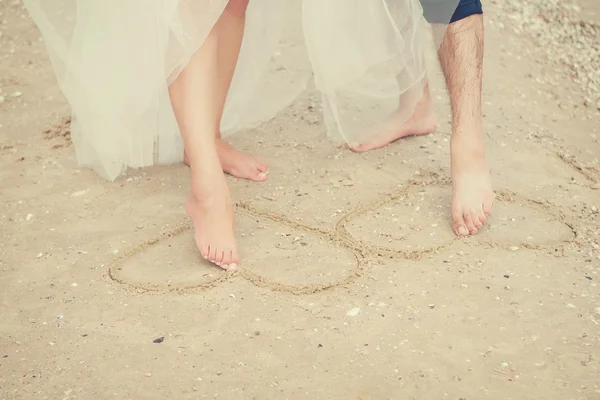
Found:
[1,1,599,399]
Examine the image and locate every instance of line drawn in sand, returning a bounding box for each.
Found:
[555,151,600,185]
[106,170,580,295]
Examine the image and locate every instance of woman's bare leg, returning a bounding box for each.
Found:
[170,24,239,271]
[184,0,269,182]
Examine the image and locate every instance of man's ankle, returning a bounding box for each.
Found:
[451,128,486,155]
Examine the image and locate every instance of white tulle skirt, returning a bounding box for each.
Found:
[25,0,458,180]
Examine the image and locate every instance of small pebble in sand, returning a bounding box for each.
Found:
[71,189,88,197]
[36,253,43,258]
[346,307,360,317]
[145,373,152,377]
[70,283,78,287]
[25,213,33,221]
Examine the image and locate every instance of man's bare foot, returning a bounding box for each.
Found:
[185,165,240,271]
[184,139,269,182]
[450,135,494,236]
[350,87,437,152]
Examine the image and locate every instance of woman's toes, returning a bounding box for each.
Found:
[471,210,483,229]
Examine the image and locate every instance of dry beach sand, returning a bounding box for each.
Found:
[1,0,600,399]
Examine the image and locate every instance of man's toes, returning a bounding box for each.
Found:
[220,249,231,271]
[219,248,239,271]
[214,249,225,266]
[229,249,240,271]
[199,244,210,260]
[209,248,231,270]
[208,245,218,263]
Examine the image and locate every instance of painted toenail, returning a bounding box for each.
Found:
[458,226,468,236]
[229,263,237,271]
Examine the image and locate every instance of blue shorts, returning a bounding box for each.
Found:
[420,0,483,24]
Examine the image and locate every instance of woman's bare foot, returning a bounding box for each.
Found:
[350,88,437,152]
[450,135,494,236]
[185,165,240,271]
[184,139,269,182]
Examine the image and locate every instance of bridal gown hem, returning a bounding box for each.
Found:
[25,0,459,181]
